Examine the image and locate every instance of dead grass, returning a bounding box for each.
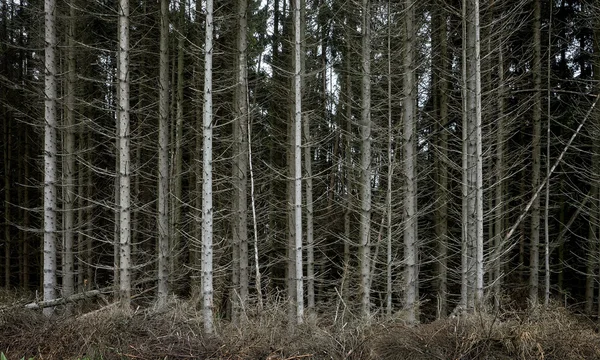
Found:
[1,295,600,360]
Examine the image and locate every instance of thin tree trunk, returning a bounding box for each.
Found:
[304,115,315,313]
[23,127,30,289]
[473,0,484,309]
[43,0,58,317]
[460,0,469,310]
[62,0,77,312]
[342,18,353,302]
[118,0,132,308]
[293,0,304,325]
[172,0,185,282]
[202,0,215,333]
[157,0,170,309]
[386,0,393,317]
[433,0,449,318]
[529,0,542,307]
[493,39,506,306]
[359,0,372,319]
[3,67,10,289]
[544,5,553,308]
[232,0,249,324]
[403,0,417,323]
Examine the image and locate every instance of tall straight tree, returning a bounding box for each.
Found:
[529,0,542,307]
[292,0,304,325]
[118,0,132,308]
[202,0,215,334]
[359,0,372,318]
[157,0,170,309]
[43,0,58,317]
[172,0,185,278]
[232,0,249,325]
[62,0,77,308]
[403,0,417,323]
[462,0,483,310]
[432,0,449,318]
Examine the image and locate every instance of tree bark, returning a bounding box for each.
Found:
[202,0,215,333]
[432,0,449,319]
[304,115,315,313]
[157,0,170,309]
[403,0,417,323]
[293,0,304,325]
[529,0,542,307]
[359,0,372,319]
[43,0,58,317]
[62,0,77,312]
[118,0,132,309]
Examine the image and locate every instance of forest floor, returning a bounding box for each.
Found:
[2,289,600,360]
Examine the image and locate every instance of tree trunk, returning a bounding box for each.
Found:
[304,115,315,313]
[293,0,304,325]
[432,0,449,319]
[386,0,394,317]
[359,0,372,319]
[529,0,542,307]
[118,0,132,309]
[62,0,77,312]
[232,0,249,324]
[493,37,506,306]
[3,64,10,289]
[462,0,483,311]
[157,0,170,309]
[172,0,185,283]
[43,0,58,317]
[403,0,417,323]
[202,0,215,333]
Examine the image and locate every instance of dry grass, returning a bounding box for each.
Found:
[1,294,600,360]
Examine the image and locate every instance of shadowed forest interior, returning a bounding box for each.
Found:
[4,0,600,345]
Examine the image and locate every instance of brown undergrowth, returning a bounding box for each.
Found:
[1,294,600,360]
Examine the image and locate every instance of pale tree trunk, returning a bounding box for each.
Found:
[386,0,393,317]
[62,0,77,310]
[342,18,353,301]
[432,0,449,318]
[460,0,468,310]
[359,0,372,318]
[118,0,132,309]
[43,0,58,317]
[232,0,249,324]
[157,0,170,309]
[591,19,600,316]
[304,115,315,313]
[202,0,215,333]
[473,0,484,309]
[293,0,304,325]
[403,0,417,323]
[529,0,542,307]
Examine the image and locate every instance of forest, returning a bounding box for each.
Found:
[3,0,600,358]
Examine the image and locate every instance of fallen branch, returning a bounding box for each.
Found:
[25,290,101,309]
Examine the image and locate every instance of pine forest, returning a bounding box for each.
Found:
[3,0,600,358]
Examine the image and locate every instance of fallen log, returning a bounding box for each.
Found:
[25,290,102,309]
